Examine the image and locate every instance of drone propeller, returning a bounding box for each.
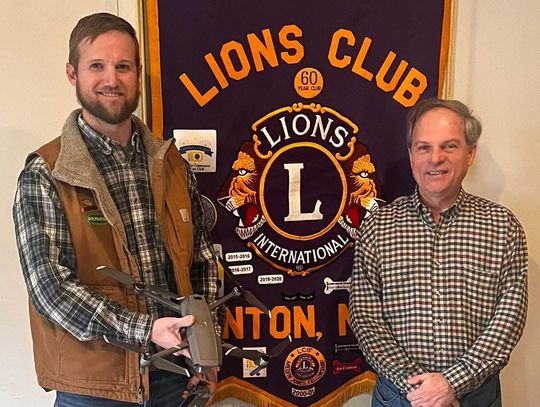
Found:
[97,265,136,286]
[103,335,192,377]
[268,335,293,359]
[151,355,191,377]
[103,335,144,353]
[212,259,270,317]
[222,343,264,361]
[241,289,270,317]
[249,335,293,376]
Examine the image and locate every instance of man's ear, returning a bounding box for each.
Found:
[467,143,478,167]
[66,63,77,85]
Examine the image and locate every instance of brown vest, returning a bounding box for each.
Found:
[28,112,194,402]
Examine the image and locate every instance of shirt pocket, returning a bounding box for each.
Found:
[458,265,499,326]
[380,260,423,319]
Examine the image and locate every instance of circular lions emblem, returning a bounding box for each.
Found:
[284,346,327,386]
[217,102,384,275]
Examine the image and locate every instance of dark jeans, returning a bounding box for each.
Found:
[372,375,501,407]
[54,370,189,407]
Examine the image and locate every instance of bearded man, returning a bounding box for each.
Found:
[13,12,219,406]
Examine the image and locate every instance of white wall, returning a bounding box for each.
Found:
[454,2,540,406]
[0,1,138,405]
[1,1,538,406]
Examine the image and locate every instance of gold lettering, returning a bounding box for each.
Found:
[376,51,408,92]
[247,29,279,72]
[293,305,316,338]
[205,52,229,89]
[393,67,427,107]
[328,28,355,68]
[245,307,264,340]
[223,306,244,340]
[351,36,374,81]
[178,73,218,108]
[269,305,291,339]
[279,25,304,64]
[221,40,251,80]
[337,303,350,337]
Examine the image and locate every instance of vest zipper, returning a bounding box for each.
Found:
[137,385,144,405]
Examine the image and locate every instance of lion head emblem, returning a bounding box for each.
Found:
[219,137,383,242]
[217,141,267,240]
[338,146,384,239]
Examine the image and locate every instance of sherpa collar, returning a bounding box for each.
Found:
[52,109,173,242]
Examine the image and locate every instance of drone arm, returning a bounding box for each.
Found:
[208,287,241,311]
[133,285,183,314]
[152,341,190,360]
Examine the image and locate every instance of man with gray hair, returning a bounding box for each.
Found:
[349,98,527,407]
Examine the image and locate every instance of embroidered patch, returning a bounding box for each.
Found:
[173,129,217,173]
[179,208,190,222]
[86,213,108,225]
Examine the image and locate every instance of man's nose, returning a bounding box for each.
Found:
[430,147,444,163]
[102,66,119,86]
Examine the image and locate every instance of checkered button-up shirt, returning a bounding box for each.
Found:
[14,115,218,345]
[349,188,527,397]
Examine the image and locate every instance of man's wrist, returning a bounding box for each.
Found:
[442,365,467,398]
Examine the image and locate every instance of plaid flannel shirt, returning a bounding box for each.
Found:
[14,114,218,346]
[349,188,527,397]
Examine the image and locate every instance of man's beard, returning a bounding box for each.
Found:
[76,85,140,125]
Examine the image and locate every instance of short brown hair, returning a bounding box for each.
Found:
[69,12,140,70]
[406,98,482,148]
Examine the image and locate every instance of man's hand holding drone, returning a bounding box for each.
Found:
[151,316,195,358]
[97,260,292,407]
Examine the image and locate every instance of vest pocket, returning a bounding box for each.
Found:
[58,332,128,385]
[57,285,130,386]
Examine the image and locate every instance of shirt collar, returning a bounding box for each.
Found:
[412,187,468,220]
[77,114,141,155]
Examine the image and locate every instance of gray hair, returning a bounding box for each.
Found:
[406,98,482,148]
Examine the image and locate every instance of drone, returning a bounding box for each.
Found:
[97,260,291,407]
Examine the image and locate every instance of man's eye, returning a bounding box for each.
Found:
[117,65,130,71]
[90,63,103,70]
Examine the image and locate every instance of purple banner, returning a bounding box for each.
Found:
[146,1,451,405]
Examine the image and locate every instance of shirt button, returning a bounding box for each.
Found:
[145,269,152,274]
[437,348,445,355]
[435,318,443,325]
[434,259,441,267]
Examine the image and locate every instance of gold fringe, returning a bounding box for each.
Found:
[214,371,376,407]
[309,372,376,407]
[214,376,296,406]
